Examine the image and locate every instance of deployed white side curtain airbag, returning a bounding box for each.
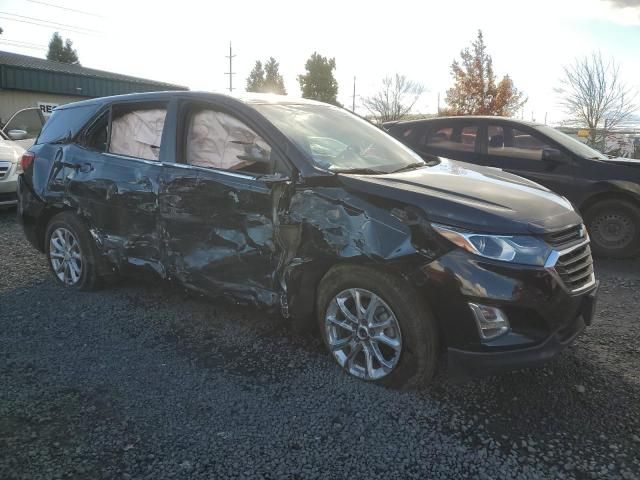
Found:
[110,109,167,161]
[187,110,270,170]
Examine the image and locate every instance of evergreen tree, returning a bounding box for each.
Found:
[263,57,286,95]
[297,52,339,105]
[246,60,265,92]
[46,32,80,65]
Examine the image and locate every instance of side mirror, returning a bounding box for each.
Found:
[7,129,28,141]
[541,148,565,162]
[236,142,272,164]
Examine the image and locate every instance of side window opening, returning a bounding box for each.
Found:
[109,103,168,161]
[185,107,273,175]
[423,125,477,152]
[84,112,109,152]
[488,125,553,161]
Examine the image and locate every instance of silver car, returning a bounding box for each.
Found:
[0,107,45,207]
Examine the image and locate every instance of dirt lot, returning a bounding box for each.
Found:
[1,208,639,479]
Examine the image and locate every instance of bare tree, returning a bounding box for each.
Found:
[362,74,424,123]
[556,52,637,149]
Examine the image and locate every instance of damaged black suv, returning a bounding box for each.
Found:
[18,92,598,387]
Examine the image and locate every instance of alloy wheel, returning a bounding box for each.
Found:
[324,288,402,380]
[49,227,83,286]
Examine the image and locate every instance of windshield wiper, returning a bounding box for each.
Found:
[331,167,385,174]
[390,162,426,173]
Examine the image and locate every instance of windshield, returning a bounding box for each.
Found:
[253,103,428,173]
[535,125,608,160]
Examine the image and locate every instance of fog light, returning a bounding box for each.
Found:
[468,303,510,340]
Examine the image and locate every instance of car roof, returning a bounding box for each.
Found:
[386,116,543,128]
[55,91,330,111]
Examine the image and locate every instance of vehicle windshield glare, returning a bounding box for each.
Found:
[535,125,608,160]
[253,103,429,174]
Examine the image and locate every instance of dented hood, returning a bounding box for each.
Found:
[337,159,582,235]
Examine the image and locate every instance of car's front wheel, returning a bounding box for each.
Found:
[45,212,102,290]
[584,199,640,259]
[317,265,439,388]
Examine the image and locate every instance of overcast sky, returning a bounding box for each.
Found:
[0,0,639,124]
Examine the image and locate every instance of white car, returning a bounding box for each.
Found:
[0,107,45,207]
[0,130,25,207]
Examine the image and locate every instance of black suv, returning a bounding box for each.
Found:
[18,92,598,387]
[384,116,640,258]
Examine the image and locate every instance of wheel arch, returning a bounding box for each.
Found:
[310,260,447,351]
[34,204,75,252]
[579,184,640,215]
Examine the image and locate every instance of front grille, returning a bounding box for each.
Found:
[555,243,595,292]
[545,224,584,248]
[0,161,10,179]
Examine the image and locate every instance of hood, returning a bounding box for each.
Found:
[0,138,24,164]
[337,159,582,235]
[599,156,640,167]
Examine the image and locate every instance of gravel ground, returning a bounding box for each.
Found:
[1,207,639,480]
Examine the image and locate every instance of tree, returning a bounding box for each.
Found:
[46,32,80,65]
[263,57,286,95]
[556,52,637,149]
[362,74,424,123]
[246,60,265,92]
[246,57,286,94]
[444,30,525,116]
[298,52,339,105]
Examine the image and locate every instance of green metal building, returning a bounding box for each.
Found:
[0,50,186,124]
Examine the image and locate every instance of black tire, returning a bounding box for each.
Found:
[316,264,439,389]
[44,211,103,291]
[584,199,640,259]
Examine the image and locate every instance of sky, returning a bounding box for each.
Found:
[0,0,639,125]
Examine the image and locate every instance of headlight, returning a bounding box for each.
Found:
[432,223,552,266]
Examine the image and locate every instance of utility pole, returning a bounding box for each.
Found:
[351,76,356,112]
[437,93,440,116]
[544,112,548,125]
[224,41,236,92]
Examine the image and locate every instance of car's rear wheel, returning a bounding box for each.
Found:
[317,265,439,388]
[584,199,640,259]
[45,212,102,290]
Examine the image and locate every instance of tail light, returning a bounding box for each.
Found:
[20,152,35,171]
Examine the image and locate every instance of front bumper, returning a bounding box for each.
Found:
[419,248,599,377]
[0,162,18,206]
[447,285,597,377]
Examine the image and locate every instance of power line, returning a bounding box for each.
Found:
[0,12,102,35]
[25,0,104,18]
[0,39,47,51]
[0,37,47,48]
[0,11,100,33]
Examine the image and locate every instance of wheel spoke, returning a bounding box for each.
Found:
[54,259,65,273]
[365,295,380,324]
[364,345,375,379]
[372,333,401,351]
[329,334,354,352]
[351,289,364,319]
[327,314,355,333]
[336,297,358,324]
[69,260,81,280]
[51,237,64,252]
[370,341,394,370]
[346,342,362,370]
[50,251,65,259]
[63,261,71,284]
